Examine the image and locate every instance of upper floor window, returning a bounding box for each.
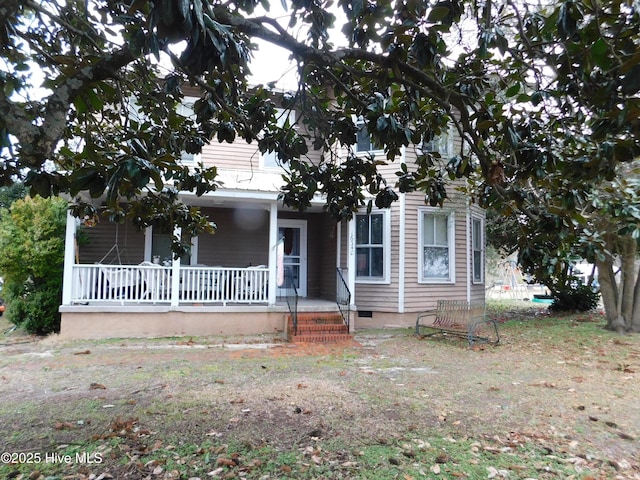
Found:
[355,211,390,282]
[472,217,484,283]
[177,97,200,164]
[420,125,453,157]
[355,116,383,154]
[128,96,200,165]
[419,209,455,283]
[261,108,295,169]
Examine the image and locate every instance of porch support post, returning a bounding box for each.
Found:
[398,192,406,313]
[61,211,77,306]
[170,226,181,307]
[398,146,406,314]
[267,201,278,305]
[347,216,356,308]
[466,204,471,303]
[336,222,341,269]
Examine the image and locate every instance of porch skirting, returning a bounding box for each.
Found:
[58,305,290,340]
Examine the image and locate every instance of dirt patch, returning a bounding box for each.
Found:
[0,314,639,479]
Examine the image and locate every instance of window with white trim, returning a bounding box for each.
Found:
[177,97,200,164]
[420,125,453,157]
[355,211,390,282]
[419,209,455,282]
[128,96,200,165]
[472,217,484,283]
[261,108,295,169]
[355,116,383,153]
[148,223,194,266]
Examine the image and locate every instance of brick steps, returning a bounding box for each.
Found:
[287,312,352,343]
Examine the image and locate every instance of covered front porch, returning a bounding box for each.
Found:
[59,192,356,339]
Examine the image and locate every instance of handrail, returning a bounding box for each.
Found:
[284,268,299,336]
[336,267,351,331]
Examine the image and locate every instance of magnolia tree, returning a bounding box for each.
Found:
[587,164,640,332]
[0,1,638,326]
[488,161,640,331]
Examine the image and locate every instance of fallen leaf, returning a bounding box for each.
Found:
[402,449,416,458]
[216,457,237,467]
[435,453,450,463]
[54,422,75,430]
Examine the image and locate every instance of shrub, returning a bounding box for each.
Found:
[550,284,600,312]
[0,196,67,334]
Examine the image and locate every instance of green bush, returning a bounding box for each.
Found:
[550,284,600,312]
[3,280,62,334]
[0,196,67,334]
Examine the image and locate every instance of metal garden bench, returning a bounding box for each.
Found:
[415,300,500,346]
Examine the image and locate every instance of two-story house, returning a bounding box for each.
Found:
[58,96,485,341]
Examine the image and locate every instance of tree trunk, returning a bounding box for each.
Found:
[629,262,640,333]
[619,237,636,329]
[596,257,627,333]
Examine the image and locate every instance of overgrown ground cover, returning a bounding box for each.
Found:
[0,300,638,479]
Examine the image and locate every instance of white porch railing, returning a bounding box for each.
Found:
[70,264,269,305]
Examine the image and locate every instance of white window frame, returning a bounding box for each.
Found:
[472,216,484,284]
[354,115,384,155]
[355,209,391,284]
[418,208,456,284]
[261,108,295,170]
[128,96,201,165]
[420,124,454,157]
[144,225,198,266]
[177,96,201,165]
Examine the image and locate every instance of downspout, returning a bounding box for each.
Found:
[61,211,78,306]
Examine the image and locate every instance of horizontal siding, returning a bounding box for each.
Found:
[200,138,261,170]
[354,203,401,313]
[198,113,324,173]
[400,188,470,313]
[79,219,145,265]
[468,203,486,305]
[198,207,270,267]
